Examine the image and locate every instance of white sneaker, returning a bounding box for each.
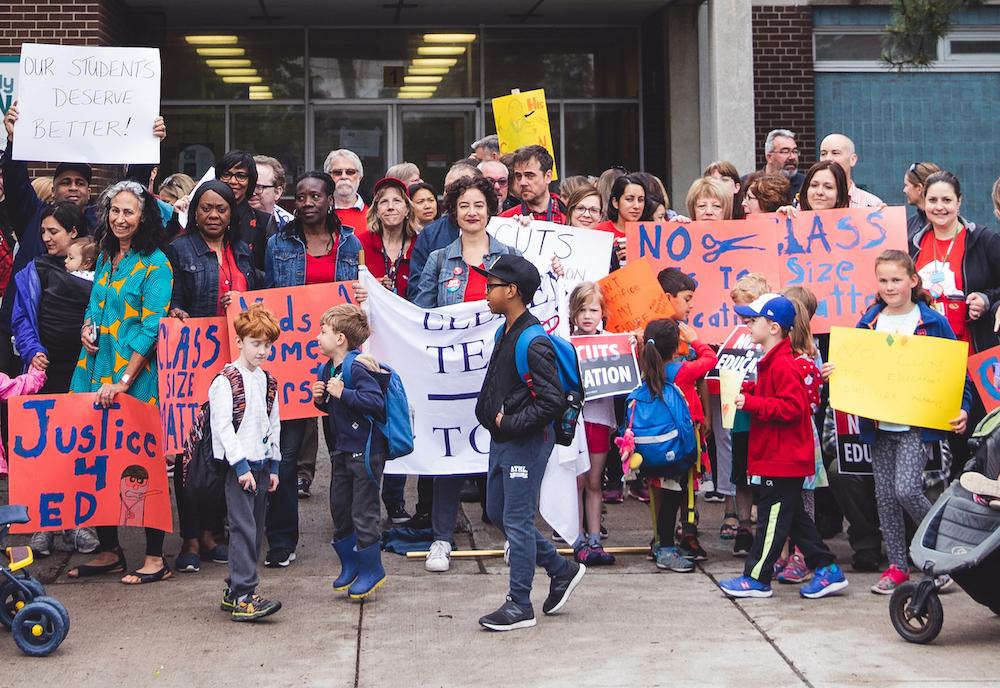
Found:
[73,528,101,554]
[29,531,54,557]
[503,540,510,566]
[425,540,452,572]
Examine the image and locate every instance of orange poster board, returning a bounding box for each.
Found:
[8,393,172,533]
[968,344,1000,413]
[226,282,355,420]
[596,258,674,333]
[157,316,230,454]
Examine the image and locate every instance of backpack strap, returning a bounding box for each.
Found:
[220,366,248,431]
[264,369,277,416]
[341,350,361,389]
[664,362,682,385]
[512,323,547,397]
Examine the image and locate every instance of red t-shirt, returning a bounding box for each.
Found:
[916,227,965,293]
[306,250,337,285]
[216,245,248,315]
[594,220,625,239]
[359,230,414,296]
[498,193,567,225]
[915,226,968,341]
[464,264,487,302]
[335,205,368,237]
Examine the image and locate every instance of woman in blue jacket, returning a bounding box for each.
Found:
[262,171,362,568]
[412,175,521,575]
[166,179,260,574]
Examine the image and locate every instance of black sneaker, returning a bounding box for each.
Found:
[265,549,296,568]
[479,596,536,631]
[220,588,237,611]
[542,561,586,615]
[400,511,432,530]
[386,503,412,524]
[733,529,753,557]
[297,478,311,498]
[678,535,708,562]
[231,593,281,622]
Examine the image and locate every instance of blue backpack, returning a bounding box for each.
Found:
[496,323,584,446]
[325,352,415,479]
[622,362,697,474]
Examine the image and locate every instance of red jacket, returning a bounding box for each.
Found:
[741,337,814,478]
[674,339,717,424]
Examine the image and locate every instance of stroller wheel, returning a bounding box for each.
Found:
[889,582,944,644]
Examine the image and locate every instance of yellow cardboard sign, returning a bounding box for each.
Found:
[829,326,968,431]
[720,368,746,430]
[491,88,558,180]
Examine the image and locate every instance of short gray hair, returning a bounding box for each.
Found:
[764,129,797,155]
[470,134,499,154]
[323,149,364,179]
[385,161,419,181]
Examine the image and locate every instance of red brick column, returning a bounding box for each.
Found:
[751,5,816,171]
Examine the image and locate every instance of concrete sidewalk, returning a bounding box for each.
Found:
[2,457,999,687]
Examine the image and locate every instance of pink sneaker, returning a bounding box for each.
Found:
[777,552,812,583]
[870,564,909,595]
[772,556,788,577]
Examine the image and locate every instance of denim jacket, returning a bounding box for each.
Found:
[264,220,361,288]
[167,233,259,317]
[411,234,520,308]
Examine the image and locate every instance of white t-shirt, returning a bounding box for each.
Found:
[874,305,921,432]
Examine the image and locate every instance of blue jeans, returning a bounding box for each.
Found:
[266,418,305,552]
[381,474,406,509]
[486,426,568,606]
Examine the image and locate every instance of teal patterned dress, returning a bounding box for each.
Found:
[70,248,173,404]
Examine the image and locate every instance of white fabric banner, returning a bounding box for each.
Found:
[361,269,588,543]
[14,44,161,164]
[487,217,613,287]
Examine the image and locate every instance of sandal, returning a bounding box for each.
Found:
[121,560,173,585]
[67,547,126,579]
[719,513,739,540]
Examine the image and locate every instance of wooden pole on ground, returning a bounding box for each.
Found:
[405,546,650,559]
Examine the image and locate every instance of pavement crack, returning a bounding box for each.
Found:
[354,601,364,688]
[698,565,816,688]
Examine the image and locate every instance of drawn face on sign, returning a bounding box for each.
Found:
[119,465,150,527]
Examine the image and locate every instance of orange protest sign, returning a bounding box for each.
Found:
[596,258,675,333]
[157,316,230,454]
[967,345,1000,413]
[8,393,172,534]
[776,206,907,333]
[226,282,355,420]
[627,219,780,343]
[626,206,909,342]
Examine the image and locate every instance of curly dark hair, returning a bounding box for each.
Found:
[98,181,167,257]
[444,176,498,224]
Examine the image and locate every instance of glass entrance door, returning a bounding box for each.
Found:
[399,107,477,192]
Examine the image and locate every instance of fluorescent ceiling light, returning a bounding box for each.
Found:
[399,85,436,92]
[222,76,262,83]
[249,92,274,100]
[215,68,259,76]
[185,35,239,45]
[205,59,251,67]
[417,46,466,56]
[397,93,432,99]
[404,75,443,84]
[423,33,477,43]
[412,58,457,67]
[196,48,246,57]
[408,67,448,76]
[249,85,271,92]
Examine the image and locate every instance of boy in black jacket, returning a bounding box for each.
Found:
[313,304,388,599]
[473,255,586,631]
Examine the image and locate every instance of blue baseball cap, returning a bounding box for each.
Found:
[734,293,797,330]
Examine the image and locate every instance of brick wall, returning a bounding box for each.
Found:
[751,5,816,172]
[0,0,126,187]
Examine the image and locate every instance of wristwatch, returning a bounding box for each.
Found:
[120,373,132,388]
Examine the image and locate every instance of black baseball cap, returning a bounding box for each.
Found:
[53,162,93,184]
[471,254,540,302]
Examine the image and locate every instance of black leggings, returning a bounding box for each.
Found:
[172,462,225,540]
[97,526,165,558]
[655,485,687,549]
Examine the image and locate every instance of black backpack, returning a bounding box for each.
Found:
[181,365,277,503]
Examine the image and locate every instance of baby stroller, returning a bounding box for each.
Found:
[0,505,70,656]
[889,409,1000,644]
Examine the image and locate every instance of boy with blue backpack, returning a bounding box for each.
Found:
[313,303,393,600]
[474,255,586,631]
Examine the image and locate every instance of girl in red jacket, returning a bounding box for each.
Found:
[719,294,848,599]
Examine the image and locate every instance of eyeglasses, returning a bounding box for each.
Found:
[220,171,250,183]
[485,282,510,291]
[254,183,277,193]
[329,168,359,177]
[486,177,508,187]
[574,205,601,216]
[776,148,799,156]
